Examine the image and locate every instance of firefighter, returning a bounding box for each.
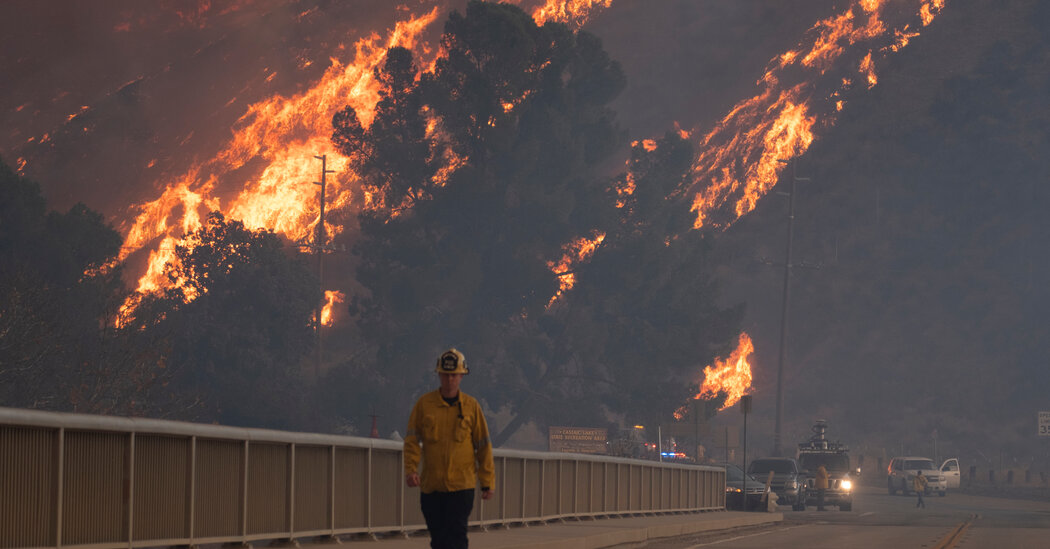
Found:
[404,348,495,549]
[913,470,928,509]
[815,464,829,511]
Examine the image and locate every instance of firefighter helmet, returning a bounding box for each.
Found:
[435,348,469,374]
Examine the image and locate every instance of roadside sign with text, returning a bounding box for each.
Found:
[549,426,608,454]
[1039,412,1050,436]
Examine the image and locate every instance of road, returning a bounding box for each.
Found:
[634,484,1050,549]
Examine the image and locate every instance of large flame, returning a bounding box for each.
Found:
[673,332,754,421]
[121,9,441,304]
[120,1,609,310]
[683,0,947,230]
[698,332,754,409]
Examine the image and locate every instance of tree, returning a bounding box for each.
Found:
[489,134,744,445]
[332,46,438,213]
[328,3,741,445]
[129,212,320,428]
[328,2,629,430]
[0,157,132,412]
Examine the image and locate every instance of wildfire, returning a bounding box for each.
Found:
[546,232,606,308]
[122,8,441,300]
[119,1,610,307]
[674,332,754,420]
[682,0,949,230]
[321,290,345,326]
[531,0,613,27]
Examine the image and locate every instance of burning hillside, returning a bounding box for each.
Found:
[0,0,965,437]
[3,0,947,303]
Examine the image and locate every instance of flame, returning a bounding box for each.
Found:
[321,290,345,326]
[122,9,441,302]
[546,232,606,307]
[698,332,754,408]
[673,332,754,420]
[531,0,613,27]
[860,52,877,88]
[920,0,945,26]
[117,1,613,309]
[682,0,949,230]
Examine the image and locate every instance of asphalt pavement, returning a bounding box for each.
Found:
[322,510,782,549]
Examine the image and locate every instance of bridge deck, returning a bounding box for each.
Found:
[317,510,782,548]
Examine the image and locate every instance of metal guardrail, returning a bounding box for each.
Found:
[0,407,725,549]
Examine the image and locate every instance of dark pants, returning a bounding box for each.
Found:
[421,489,475,549]
[817,489,826,510]
[916,488,925,508]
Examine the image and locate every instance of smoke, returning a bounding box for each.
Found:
[0,0,429,216]
[7,0,1048,460]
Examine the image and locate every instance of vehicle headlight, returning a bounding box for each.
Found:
[841,480,852,491]
[785,480,797,490]
[727,486,741,493]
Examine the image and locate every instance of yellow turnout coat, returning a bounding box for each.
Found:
[404,390,495,494]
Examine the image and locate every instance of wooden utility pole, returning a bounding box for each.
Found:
[772,158,810,457]
[313,154,335,381]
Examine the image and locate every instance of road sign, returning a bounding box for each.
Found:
[1039,412,1050,437]
[549,426,607,454]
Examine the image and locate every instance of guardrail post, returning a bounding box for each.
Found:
[188,436,196,544]
[601,462,607,516]
[520,458,527,525]
[367,446,373,538]
[241,440,249,543]
[538,457,545,520]
[329,445,336,538]
[56,427,64,548]
[398,444,410,539]
[500,456,507,527]
[127,432,135,548]
[556,459,562,519]
[288,443,296,539]
[572,459,578,517]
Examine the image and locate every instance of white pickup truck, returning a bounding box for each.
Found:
[887,456,958,496]
[940,457,961,488]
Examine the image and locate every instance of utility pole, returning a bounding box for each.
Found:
[772,159,810,457]
[741,395,752,503]
[313,154,335,381]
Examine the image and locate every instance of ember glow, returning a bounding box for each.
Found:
[675,332,754,419]
[682,0,949,230]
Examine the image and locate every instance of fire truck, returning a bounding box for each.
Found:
[797,420,854,511]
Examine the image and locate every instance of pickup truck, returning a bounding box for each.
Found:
[887,456,952,496]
